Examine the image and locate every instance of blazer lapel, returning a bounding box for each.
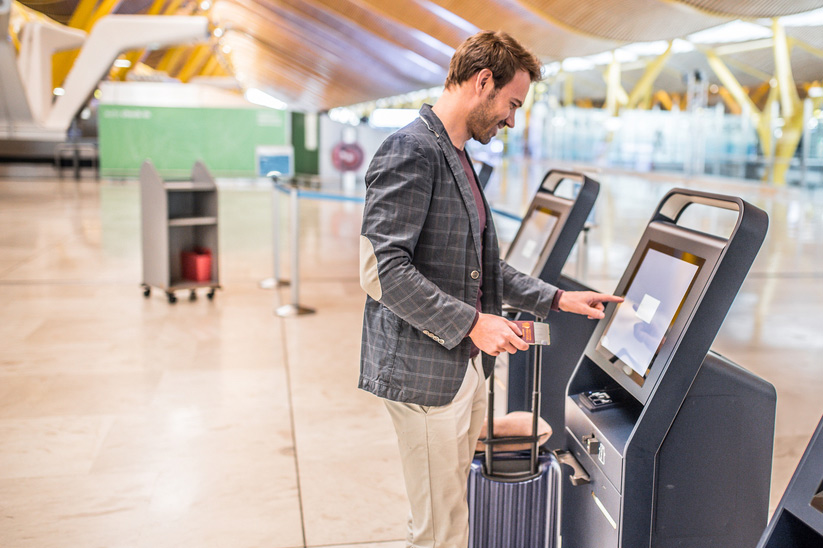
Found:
[418,104,483,264]
[436,137,483,264]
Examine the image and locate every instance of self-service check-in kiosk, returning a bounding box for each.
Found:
[757,414,823,548]
[504,170,598,445]
[557,189,776,548]
[504,169,598,285]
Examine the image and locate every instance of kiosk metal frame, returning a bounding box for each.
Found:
[557,189,774,548]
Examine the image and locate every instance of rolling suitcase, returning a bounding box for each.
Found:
[467,322,560,548]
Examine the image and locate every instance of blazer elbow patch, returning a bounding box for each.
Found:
[359,235,382,301]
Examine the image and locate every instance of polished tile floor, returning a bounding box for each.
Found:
[0,164,821,547]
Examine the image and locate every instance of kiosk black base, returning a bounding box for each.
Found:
[757,413,823,548]
[561,351,776,548]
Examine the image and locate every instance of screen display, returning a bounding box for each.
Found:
[598,244,704,384]
[507,206,560,275]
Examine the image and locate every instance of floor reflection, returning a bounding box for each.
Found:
[1,163,821,546]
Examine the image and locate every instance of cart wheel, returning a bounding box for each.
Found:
[142,285,151,298]
[207,288,216,300]
[167,291,177,304]
[189,290,197,301]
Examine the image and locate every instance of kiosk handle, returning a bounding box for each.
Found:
[652,188,763,243]
[553,449,591,486]
[539,169,590,197]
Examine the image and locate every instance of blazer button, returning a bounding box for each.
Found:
[470,270,480,280]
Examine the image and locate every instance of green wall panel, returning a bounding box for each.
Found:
[292,112,319,175]
[98,105,289,178]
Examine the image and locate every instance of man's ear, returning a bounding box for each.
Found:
[475,68,494,97]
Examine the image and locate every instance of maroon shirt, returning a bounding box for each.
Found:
[455,145,485,358]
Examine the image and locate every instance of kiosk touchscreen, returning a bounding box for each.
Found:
[506,205,562,275]
[598,243,703,384]
[556,189,774,548]
[586,231,722,406]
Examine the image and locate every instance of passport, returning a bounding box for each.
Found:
[514,321,551,345]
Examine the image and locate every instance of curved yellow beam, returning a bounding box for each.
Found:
[111,0,182,81]
[772,18,803,185]
[704,50,760,121]
[627,41,673,109]
[604,55,628,116]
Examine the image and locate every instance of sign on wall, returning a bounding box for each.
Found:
[98,105,289,178]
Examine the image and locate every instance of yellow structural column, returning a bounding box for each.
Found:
[52,0,121,89]
[653,90,673,111]
[84,0,120,30]
[155,0,208,79]
[564,74,574,107]
[604,54,628,117]
[52,0,99,89]
[718,87,742,115]
[627,42,673,110]
[110,0,171,81]
[704,49,773,179]
[772,18,804,186]
[176,44,212,82]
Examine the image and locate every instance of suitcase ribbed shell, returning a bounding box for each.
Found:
[468,453,560,548]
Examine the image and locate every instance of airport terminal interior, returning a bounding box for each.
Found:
[2,1,823,547]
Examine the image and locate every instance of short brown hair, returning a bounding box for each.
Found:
[444,31,542,90]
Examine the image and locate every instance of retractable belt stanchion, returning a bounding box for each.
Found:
[259,171,290,290]
[276,180,315,317]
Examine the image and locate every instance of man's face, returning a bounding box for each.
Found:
[467,70,531,145]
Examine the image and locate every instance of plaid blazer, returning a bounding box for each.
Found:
[359,104,558,406]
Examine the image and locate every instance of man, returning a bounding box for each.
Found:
[359,31,622,548]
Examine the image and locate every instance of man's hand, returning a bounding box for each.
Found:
[469,313,529,357]
[558,291,624,320]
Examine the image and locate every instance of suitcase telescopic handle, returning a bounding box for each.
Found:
[484,317,544,479]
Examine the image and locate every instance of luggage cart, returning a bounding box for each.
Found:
[140,159,220,303]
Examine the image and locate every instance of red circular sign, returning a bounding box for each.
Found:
[332,142,364,172]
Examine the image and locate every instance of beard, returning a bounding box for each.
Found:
[467,93,503,145]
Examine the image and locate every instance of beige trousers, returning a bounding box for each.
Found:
[384,357,487,548]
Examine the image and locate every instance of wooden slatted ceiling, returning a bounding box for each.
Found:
[214,0,451,110]
[13,0,823,110]
[675,1,823,18]
[308,0,455,67]
[518,0,734,42]
[14,0,156,23]
[428,0,623,59]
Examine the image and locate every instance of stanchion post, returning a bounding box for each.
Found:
[276,182,315,317]
[259,171,289,289]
